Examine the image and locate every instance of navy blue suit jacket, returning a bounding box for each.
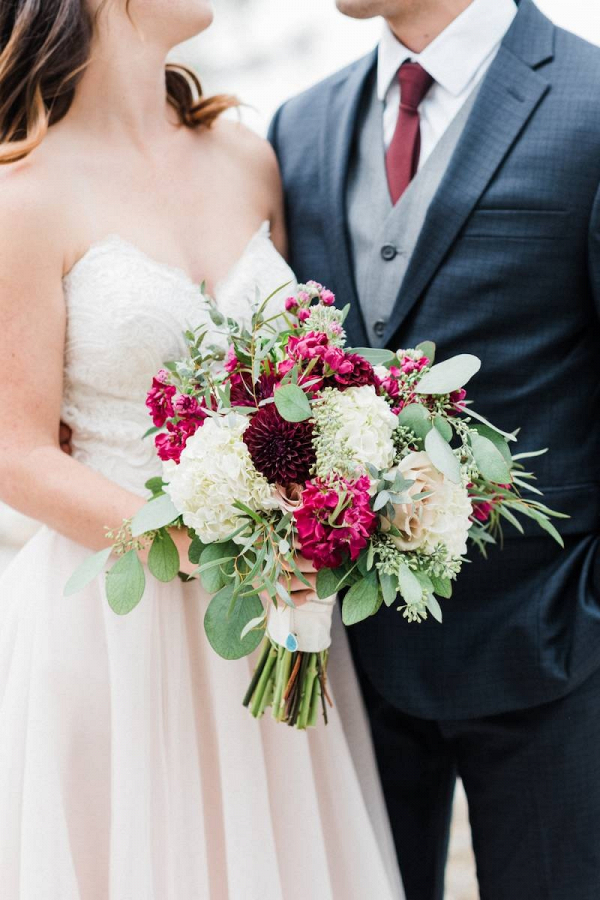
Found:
[270,0,600,719]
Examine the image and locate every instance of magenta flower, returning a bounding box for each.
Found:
[320,289,336,306]
[155,418,200,464]
[298,308,311,323]
[323,349,376,390]
[224,345,239,373]
[449,388,468,415]
[285,296,299,313]
[286,331,330,363]
[400,354,430,375]
[146,370,176,428]
[294,476,377,570]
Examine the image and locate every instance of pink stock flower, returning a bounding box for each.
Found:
[298,308,311,323]
[472,501,494,523]
[224,345,239,373]
[285,296,299,313]
[146,370,176,428]
[286,331,330,362]
[155,418,201,464]
[320,289,336,306]
[324,350,376,390]
[294,476,377,570]
[449,388,468,414]
[400,354,430,375]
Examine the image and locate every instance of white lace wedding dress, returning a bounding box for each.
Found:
[0,222,404,900]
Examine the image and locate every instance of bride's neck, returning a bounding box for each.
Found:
[68,32,177,146]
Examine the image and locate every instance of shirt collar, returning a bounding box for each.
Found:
[377,0,518,101]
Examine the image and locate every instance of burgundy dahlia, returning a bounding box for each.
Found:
[229,372,278,408]
[243,403,316,485]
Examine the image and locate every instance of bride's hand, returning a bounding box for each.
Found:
[279,551,318,607]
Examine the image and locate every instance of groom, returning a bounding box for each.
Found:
[270,0,600,897]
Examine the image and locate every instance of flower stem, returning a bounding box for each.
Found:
[242,637,271,709]
[249,643,278,719]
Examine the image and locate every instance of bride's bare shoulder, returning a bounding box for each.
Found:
[201,118,281,185]
[0,147,71,274]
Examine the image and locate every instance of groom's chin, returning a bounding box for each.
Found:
[336,0,381,19]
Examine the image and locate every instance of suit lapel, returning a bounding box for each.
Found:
[383,0,555,347]
[320,50,377,348]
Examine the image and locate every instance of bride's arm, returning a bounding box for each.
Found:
[0,184,193,568]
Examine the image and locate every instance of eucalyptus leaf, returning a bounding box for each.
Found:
[105,550,145,615]
[240,612,267,641]
[145,476,165,497]
[430,575,453,599]
[148,531,180,582]
[425,593,444,624]
[64,546,112,597]
[342,571,380,626]
[398,564,423,606]
[396,403,432,441]
[199,542,237,594]
[415,354,481,395]
[346,347,396,366]
[274,383,312,422]
[416,340,436,365]
[188,535,206,565]
[316,566,347,600]
[379,571,398,607]
[469,433,512,484]
[434,416,453,443]
[425,426,461,483]
[471,423,513,467]
[204,585,264,659]
[131,494,179,537]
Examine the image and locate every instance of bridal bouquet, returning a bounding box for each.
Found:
[66,280,565,729]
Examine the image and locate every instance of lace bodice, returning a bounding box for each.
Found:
[61,222,295,495]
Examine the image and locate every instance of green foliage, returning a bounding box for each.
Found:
[347,347,396,366]
[342,570,380,625]
[63,547,112,597]
[274,383,312,422]
[469,432,512,484]
[425,426,461,483]
[148,531,180,582]
[416,340,436,364]
[131,494,179,537]
[379,571,398,607]
[105,550,145,615]
[204,585,265,659]
[415,354,481,395]
[398,563,423,606]
[396,403,432,441]
[198,542,237,593]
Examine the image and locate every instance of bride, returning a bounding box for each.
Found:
[0,1,403,898]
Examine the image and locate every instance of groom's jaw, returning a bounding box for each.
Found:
[336,0,476,54]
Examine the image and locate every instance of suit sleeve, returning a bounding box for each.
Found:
[267,104,284,159]
[588,176,600,320]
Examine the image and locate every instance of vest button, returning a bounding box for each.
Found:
[381,244,398,261]
[373,320,387,338]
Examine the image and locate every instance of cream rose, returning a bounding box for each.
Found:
[383,451,472,558]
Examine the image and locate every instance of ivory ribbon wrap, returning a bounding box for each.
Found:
[267,595,336,653]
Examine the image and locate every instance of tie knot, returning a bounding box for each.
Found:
[397,62,433,112]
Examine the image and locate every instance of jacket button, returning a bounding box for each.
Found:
[381,244,398,261]
[373,320,387,338]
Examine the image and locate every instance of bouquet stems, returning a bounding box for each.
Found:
[243,637,331,729]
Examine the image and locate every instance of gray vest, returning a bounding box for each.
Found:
[346,78,481,347]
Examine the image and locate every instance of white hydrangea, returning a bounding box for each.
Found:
[313,385,397,477]
[163,414,277,543]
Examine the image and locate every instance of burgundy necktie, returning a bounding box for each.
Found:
[385,62,434,205]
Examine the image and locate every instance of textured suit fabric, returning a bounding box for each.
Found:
[347,73,480,346]
[357,655,600,900]
[269,0,600,722]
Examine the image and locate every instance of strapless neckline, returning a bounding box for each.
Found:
[63,219,272,298]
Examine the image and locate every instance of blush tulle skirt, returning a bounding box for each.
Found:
[0,526,403,900]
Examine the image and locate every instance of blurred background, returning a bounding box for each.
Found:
[1,1,599,897]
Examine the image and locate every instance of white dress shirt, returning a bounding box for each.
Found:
[378,0,518,162]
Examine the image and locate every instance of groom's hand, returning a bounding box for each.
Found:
[59,421,73,455]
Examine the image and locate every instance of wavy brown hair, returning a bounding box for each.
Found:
[0,0,238,164]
